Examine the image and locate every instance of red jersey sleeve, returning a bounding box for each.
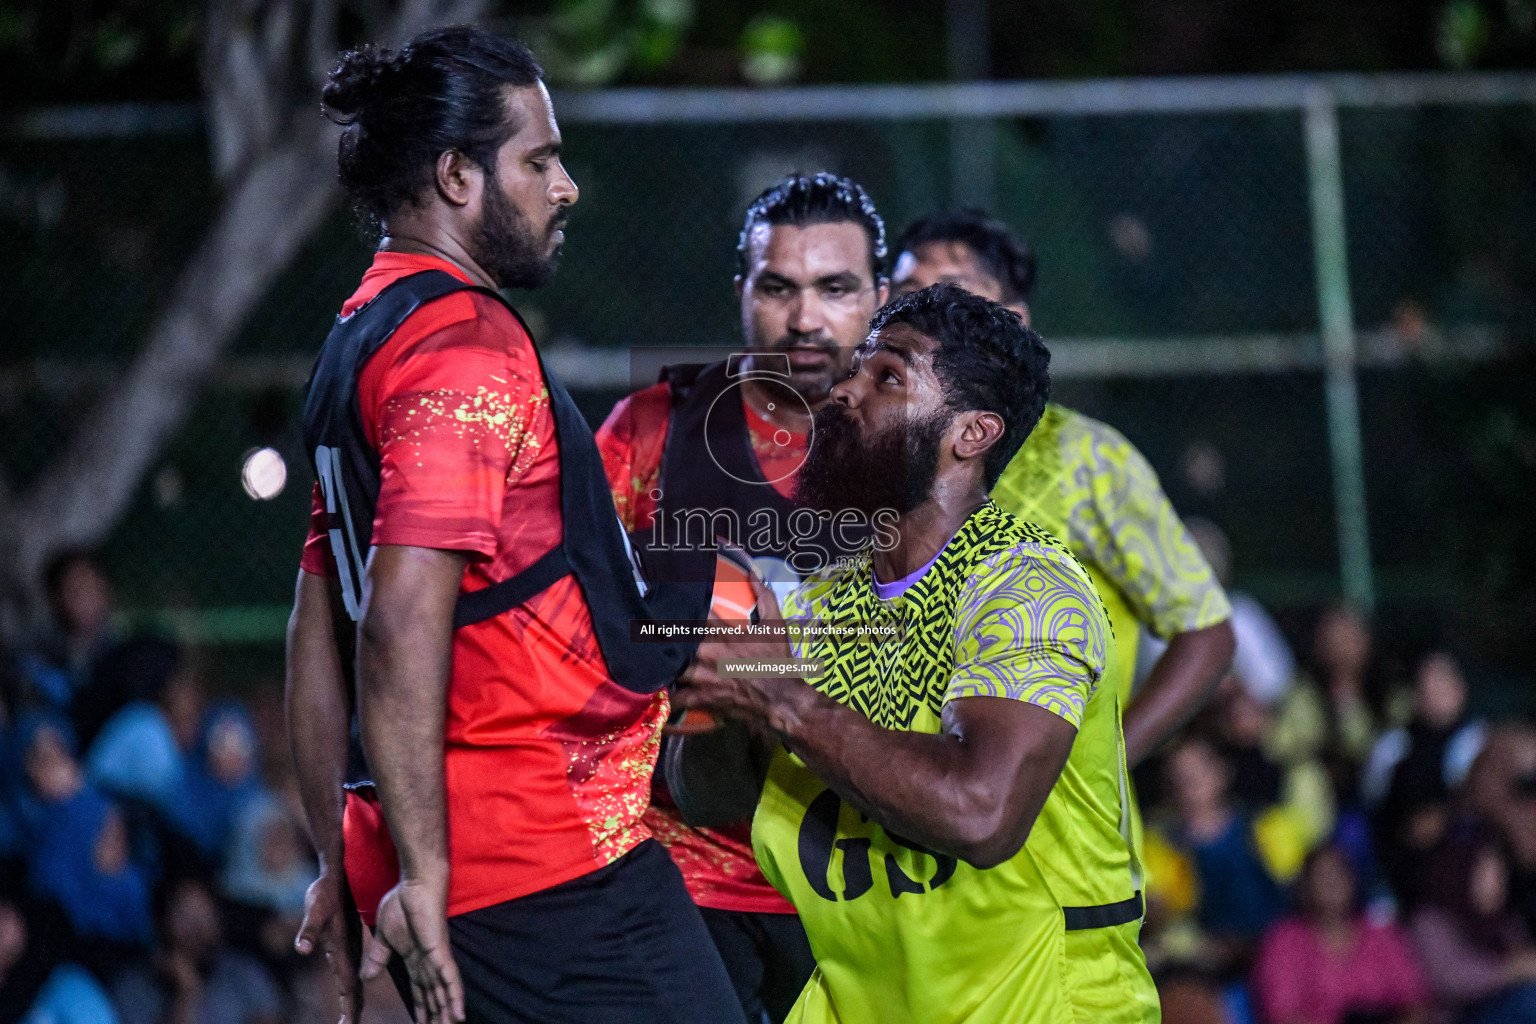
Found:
[300,482,338,577]
[362,294,548,558]
[595,382,672,534]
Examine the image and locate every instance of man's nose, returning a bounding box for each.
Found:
[551,162,578,206]
[828,374,858,408]
[786,289,828,334]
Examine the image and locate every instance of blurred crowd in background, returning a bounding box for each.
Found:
[1134,520,1536,1024]
[1,551,318,1024]
[2,526,1534,1024]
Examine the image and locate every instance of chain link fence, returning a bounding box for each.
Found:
[2,75,1534,697]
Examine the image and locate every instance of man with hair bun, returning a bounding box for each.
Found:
[286,25,741,1024]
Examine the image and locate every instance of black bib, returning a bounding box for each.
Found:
[644,360,872,829]
[639,359,869,583]
[301,269,709,695]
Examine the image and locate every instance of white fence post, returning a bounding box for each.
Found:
[1303,85,1375,611]
[945,0,998,211]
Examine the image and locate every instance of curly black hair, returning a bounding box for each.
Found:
[869,282,1051,487]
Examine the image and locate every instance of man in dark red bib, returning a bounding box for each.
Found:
[285,26,739,1024]
[596,173,890,1023]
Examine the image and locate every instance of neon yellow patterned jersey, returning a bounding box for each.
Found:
[991,403,1232,707]
[753,503,1158,1024]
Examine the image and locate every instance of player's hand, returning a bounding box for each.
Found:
[676,578,794,725]
[360,878,465,1024]
[296,869,364,1024]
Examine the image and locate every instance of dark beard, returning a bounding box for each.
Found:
[472,173,565,290]
[795,402,948,518]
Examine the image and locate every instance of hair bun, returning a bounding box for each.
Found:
[322,44,398,124]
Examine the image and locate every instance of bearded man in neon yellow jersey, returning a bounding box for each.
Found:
[676,284,1158,1024]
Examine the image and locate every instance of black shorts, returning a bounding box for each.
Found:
[391,840,745,1024]
[699,907,816,1023]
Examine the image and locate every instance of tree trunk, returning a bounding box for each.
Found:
[1,0,487,634]
[10,114,340,589]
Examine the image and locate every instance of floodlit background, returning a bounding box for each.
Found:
[1,3,1534,1023]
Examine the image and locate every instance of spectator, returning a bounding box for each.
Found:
[1163,735,1288,966]
[1134,518,1294,719]
[0,896,119,1024]
[8,714,82,838]
[1411,835,1536,1023]
[1136,829,1221,1002]
[75,638,187,760]
[1364,651,1487,904]
[220,790,318,977]
[1269,604,1379,777]
[1253,844,1429,1024]
[165,703,263,865]
[1213,684,1335,868]
[15,551,118,718]
[1212,684,1284,809]
[19,715,153,952]
[111,878,282,1024]
[1192,517,1298,706]
[1458,724,1536,937]
[220,793,314,919]
[85,645,201,816]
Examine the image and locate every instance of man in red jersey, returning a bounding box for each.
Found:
[596,173,889,1023]
[286,26,739,1024]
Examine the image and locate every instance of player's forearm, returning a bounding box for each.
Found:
[1122,619,1235,766]
[766,682,1033,867]
[359,619,451,884]
[286,569,352,871]
[357,546,464,887]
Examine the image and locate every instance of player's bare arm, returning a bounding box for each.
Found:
[286,568,365,1024]
[678,607,1076,869]
[1121,620,1235,766]
[356,544,467,1024]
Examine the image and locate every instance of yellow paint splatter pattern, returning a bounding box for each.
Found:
[563,691,670,866]
[383,383,549,478]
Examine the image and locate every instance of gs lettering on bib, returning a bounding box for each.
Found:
[794,786,958,903]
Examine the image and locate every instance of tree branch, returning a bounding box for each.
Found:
[13,113,341,585]
[10,0,488,620]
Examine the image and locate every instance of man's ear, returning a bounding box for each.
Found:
[952,409,1006,467]
[875,278,890,307]
[434,149,481,208]
[734,274,744,300]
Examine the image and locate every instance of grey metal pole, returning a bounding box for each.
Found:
[946,0,996,210]
[1303,86,1375,611]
